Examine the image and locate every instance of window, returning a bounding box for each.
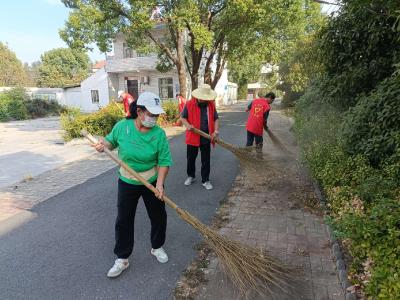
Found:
[32,93,56,101]
[123,43,134,58]
[91,90,99,104]
[158,78,173,99]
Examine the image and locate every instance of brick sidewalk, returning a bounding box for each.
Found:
[194,112,345,300]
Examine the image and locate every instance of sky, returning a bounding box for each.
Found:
[0,0,339,65]
[0,0,104,65]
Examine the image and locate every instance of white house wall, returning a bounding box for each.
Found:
[61,68,110,113]
[79,68,110,112]
[62,87,82,109]
[115,71,179,99]
[108,73,119,100]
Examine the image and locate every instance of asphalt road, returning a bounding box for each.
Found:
[0,103,248,300]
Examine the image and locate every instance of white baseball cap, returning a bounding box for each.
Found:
[137,92,165,115]
[117,90,124,98]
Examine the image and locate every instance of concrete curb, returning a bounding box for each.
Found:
[312,180,356,300]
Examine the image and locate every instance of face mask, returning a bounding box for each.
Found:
[142,114,157,128]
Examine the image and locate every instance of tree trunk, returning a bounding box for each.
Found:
[191,72,199,91]
[176,30,187,97]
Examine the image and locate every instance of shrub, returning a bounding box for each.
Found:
[61,103,123,141]
[61,100,181,141]
[0,98,10,121]
[0,87,28,121]
[157,99,180,126]
[0,87,67,121]
[342,75,400,166]
[26,98,67,118]
[295,84,400,298]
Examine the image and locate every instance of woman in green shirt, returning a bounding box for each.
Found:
[93,92,173,278]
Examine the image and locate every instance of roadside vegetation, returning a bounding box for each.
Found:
[61,100,180,141]
[0,87,66,122]
[286,1,400,298]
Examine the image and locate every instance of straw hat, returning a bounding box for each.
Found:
[191,84,217,101]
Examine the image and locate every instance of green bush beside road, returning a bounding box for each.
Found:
[293,1,400,298]
[0,87,66,121]
[61,100,180,141]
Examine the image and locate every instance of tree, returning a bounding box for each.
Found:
[38,48,90,88]
[0,42,28,86]
[24,61,41,87]
[60,0,308,96]
[275,1,325,106]
[228,0,325,102]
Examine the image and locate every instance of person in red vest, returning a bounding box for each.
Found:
[245,92,276,149]
[118,91,135,118]
[175,93,186,126]
[180,84,220,190]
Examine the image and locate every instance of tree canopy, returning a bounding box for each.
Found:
[38,48,90,88]
[0,42,28,87]
[24,61,41,87]
[60,0,317,96]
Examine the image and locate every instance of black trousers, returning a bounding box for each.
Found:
[187,143,211,183]
[246,130,263,148]
[114,179,167,259]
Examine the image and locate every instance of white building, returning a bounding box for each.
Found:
[247,64,279,100]
[60,26,237,112]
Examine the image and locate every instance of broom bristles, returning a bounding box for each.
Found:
[176,207,293,297]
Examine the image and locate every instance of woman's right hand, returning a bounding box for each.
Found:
[92,140,106,152]
[186,124,194,131]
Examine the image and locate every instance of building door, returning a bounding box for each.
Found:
[127,79,138,100]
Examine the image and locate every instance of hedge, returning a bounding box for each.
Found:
[61,100,180,141]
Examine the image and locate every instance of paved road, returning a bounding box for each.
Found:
[0,117,94,188]
[0,103,248,300]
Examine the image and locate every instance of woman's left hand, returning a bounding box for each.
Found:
[155,183,165,200]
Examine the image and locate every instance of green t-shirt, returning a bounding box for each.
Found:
[105,119,173,185]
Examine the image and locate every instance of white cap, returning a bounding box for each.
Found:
[118,90,124,98]
[137,92,165,115]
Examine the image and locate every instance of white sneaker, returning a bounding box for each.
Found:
[202,181,213,190]
[151,247,169,263]
[184,177,195,186]
[107,258,129,278]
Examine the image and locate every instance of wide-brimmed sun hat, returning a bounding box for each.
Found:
[191,84,217,101]
[137,92,165,115]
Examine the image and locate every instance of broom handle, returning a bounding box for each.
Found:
[191,128,237,151]
[80,130,179,210]
[112,100,126,115]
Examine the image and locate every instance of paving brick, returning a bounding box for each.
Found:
[193,109,344,300]
[313,283,330,300]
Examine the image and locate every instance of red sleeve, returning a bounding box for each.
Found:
[123,98,130,113]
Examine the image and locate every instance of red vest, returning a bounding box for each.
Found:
[246,98,270,136]
[185,99,216,146]
[122,93,134,117]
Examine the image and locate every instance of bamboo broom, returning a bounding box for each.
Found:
[81,129,292,297]
[193,127,293,158]
[191,128,258,161]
